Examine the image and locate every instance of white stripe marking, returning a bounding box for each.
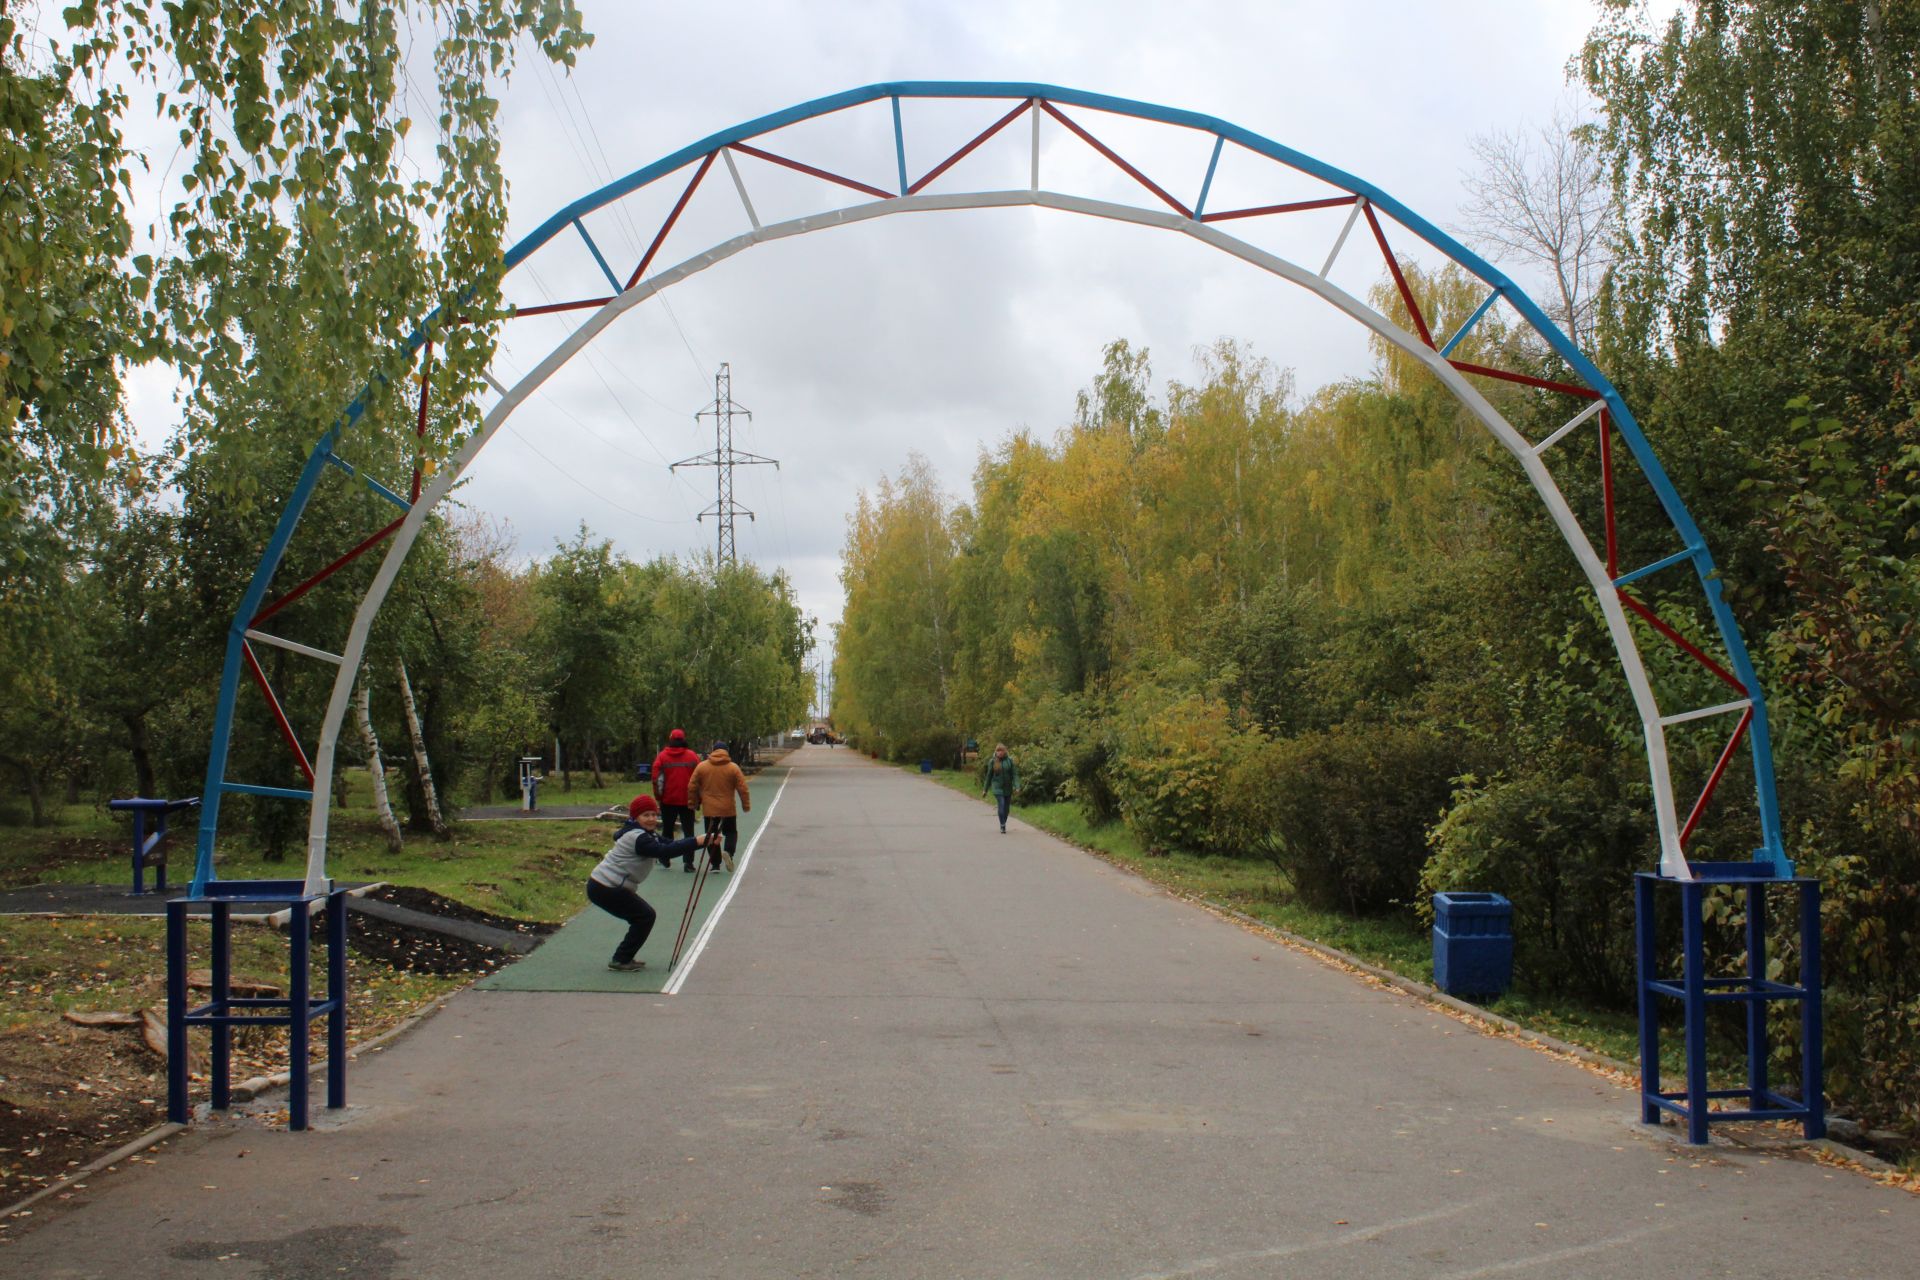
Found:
[662,768,792,995]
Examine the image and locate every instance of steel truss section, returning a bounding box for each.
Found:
[190,82,1787,898]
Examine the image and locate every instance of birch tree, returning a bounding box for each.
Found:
[354,674,404,853]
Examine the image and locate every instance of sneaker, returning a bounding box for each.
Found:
[1000,825,1007,833]
[682,862,694,872]
[607,960,645,972]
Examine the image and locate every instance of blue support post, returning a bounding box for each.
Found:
[210,901,232,1111]
[1745,883,1768,1114]
[1681,879,1710,1145]
[289,902,311,1132]
[166,901,189,1124]
[328,889,349,1111]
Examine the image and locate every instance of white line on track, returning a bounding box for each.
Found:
[662,767,792,995]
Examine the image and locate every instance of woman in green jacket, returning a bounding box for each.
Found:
[980,743,1018,834]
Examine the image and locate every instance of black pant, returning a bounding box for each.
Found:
[587,878,656,963]
[661,803,696,862]
[703,814,738,866]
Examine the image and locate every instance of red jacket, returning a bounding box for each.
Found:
[650,745,703,807]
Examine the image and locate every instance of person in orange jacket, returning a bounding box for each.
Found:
[687,740,751,872]
[650,728,705,871]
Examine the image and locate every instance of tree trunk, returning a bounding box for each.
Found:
[395,659,448,837]
[124,712,156,798]
[588,739,604,789]
[5,758,48,826]
[354,675,404,853]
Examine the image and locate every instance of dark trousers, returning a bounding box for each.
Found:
[586,878,656,963]
[661,803,696,862]
[994,793,1011,828]
[703,814,738,866]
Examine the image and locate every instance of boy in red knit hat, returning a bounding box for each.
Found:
[585,794,720,971]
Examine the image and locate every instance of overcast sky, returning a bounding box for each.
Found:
[123,1,1617,696]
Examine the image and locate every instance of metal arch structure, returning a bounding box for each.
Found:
[190,81,1788,898]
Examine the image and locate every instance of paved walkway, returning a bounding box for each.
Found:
[9,747,1917,1278]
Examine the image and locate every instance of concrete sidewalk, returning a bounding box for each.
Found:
[7,744,1916,1278]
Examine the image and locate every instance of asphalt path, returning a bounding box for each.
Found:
[8,747,1917,1278]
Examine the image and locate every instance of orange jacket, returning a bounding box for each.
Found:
[688,749,750,818]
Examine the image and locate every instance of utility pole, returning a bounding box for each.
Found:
[673,363,777,566]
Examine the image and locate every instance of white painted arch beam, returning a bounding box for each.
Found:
[302,188,1694,892]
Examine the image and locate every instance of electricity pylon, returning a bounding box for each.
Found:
[673,363,777,565]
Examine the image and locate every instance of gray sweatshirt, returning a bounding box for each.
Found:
[589,824,703,892]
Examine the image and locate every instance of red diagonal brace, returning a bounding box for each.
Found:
[510,296,617,319]
[728,142,891,202]
[252,515,407,627]
[1617,590,1749,694]
[908,98,1034,195]
[1448,359,1601,399]
[1679,705,1753,848]
[1200,194,1358,223]
[1039,101,1193,219]
[241,640,316,785]
[1362,202,1434,348]
[626,151,720,290]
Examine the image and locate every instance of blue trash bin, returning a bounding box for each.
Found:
[919,759,934,773]
[1432,892,1513,998]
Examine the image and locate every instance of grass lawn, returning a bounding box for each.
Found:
[0,770,631,925]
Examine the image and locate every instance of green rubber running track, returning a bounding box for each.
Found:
[478,765,789,994]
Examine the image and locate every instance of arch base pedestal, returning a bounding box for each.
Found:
[1635,866,1824,1145]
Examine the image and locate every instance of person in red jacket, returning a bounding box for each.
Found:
[650,728,704,871]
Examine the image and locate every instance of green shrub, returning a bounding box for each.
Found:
[988,689,1119,816]
[1226,723,1460,915]
[1107,688,1261,854]
[889,727,964,768]
[1421,763,1649,1003]
[1011,737,1073,803]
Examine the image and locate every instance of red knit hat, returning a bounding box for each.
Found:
[668,728,687,744]
[628,794,659,820]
